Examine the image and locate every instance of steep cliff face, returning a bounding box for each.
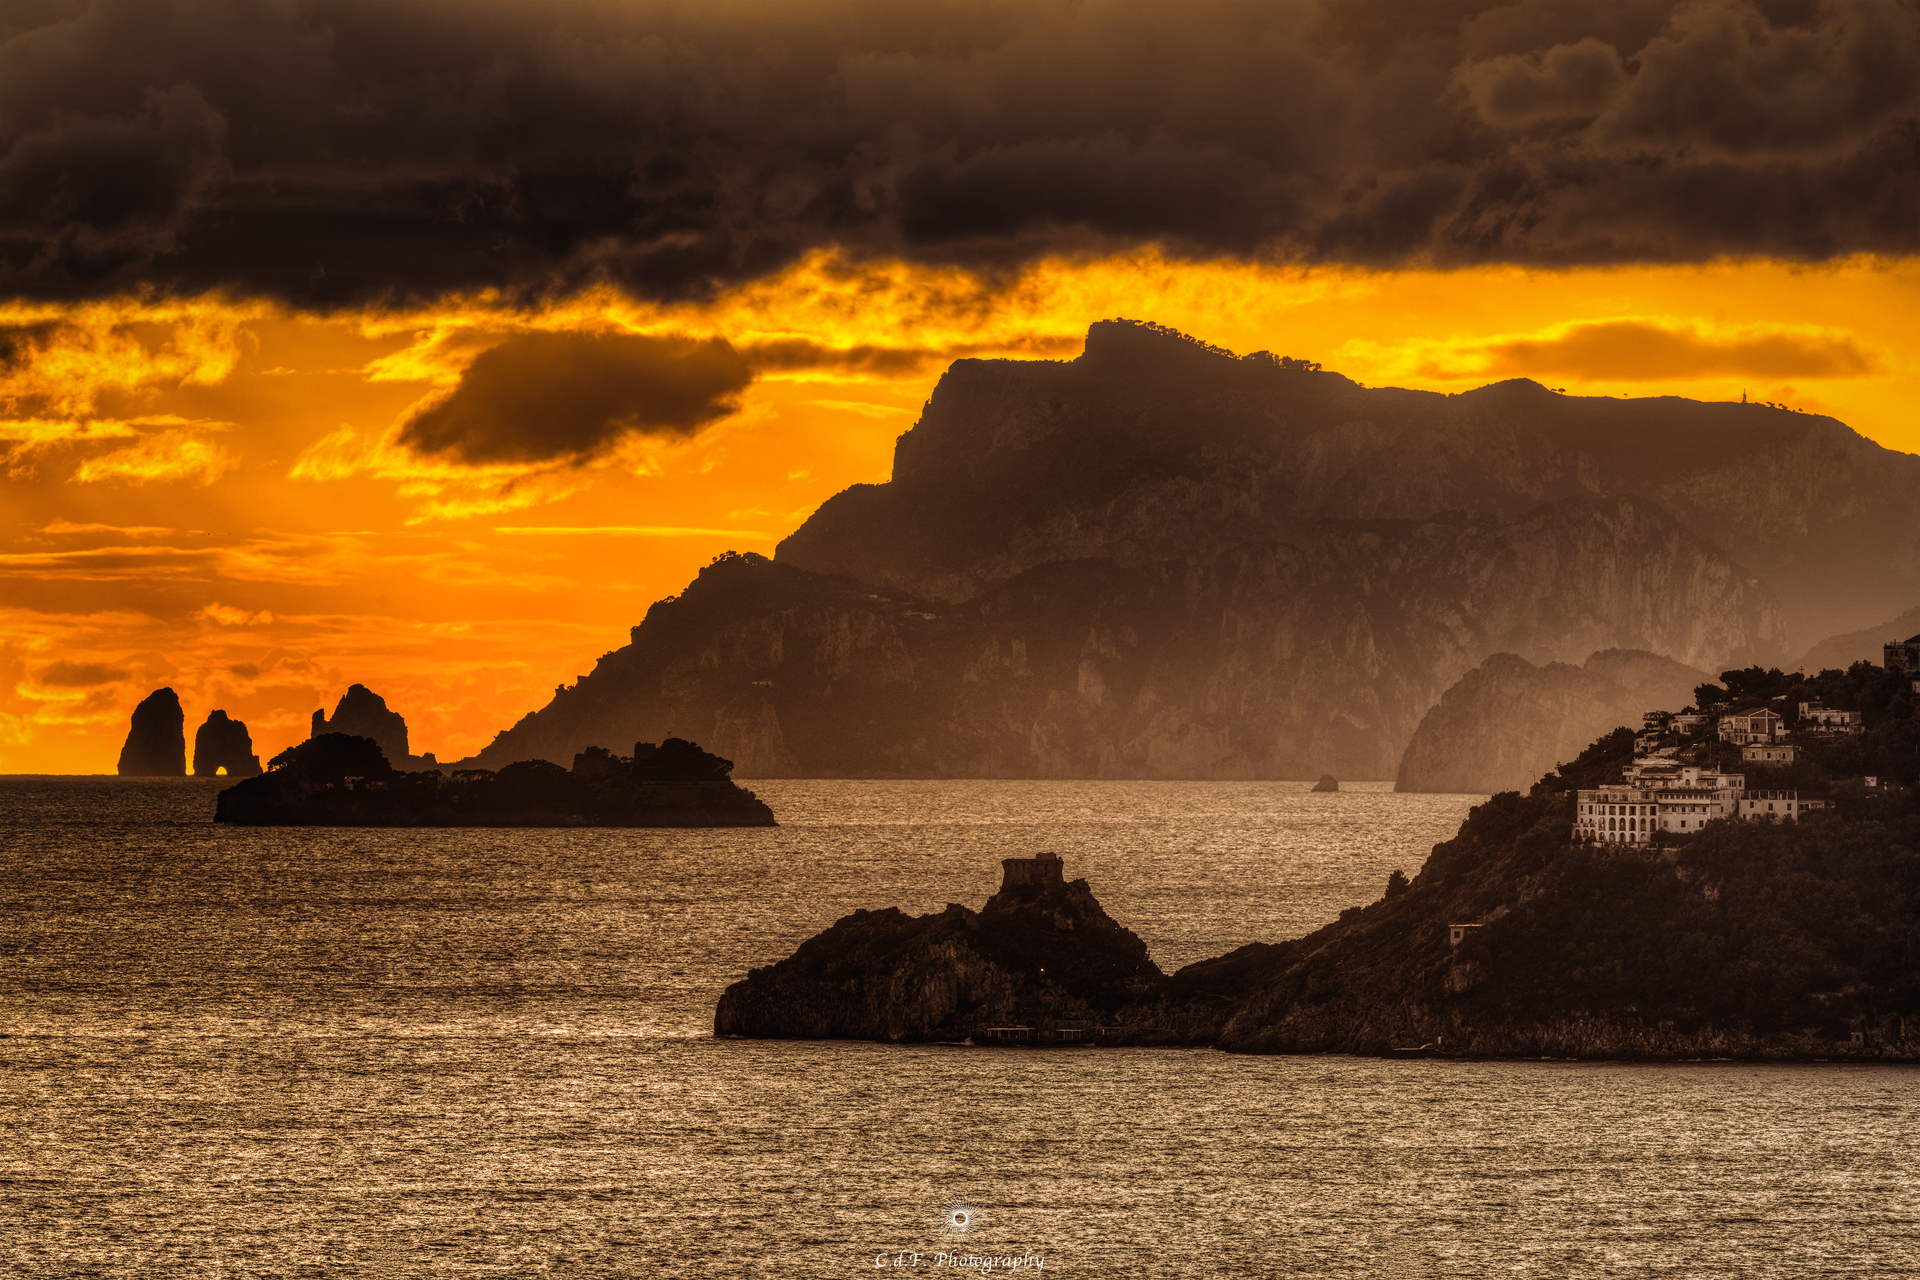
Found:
[780,320,1919,643]
[459,319,1920,777]
[463,493,1776,779]
[1394,649,1709,794]
[714,858,1161,1041]
[117,688,185,777]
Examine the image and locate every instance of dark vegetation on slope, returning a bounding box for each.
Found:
[215,733,774,827]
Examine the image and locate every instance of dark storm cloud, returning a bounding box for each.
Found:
[396,331,752,465]
[741,335,1080,377]
[3,0,1920,305]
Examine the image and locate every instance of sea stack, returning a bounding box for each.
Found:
[312,684,412,765]
[1311,774,1339,792]
[193,710,263,777]
[117,688,187,776]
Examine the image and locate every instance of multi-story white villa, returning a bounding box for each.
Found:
[1572,765,1826,844]
[1574,766,1744,845]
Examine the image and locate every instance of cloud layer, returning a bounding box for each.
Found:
[1479,320,1881,380]
[3,0,1918,305]
[396,331,753,465]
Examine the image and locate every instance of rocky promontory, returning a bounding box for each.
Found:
[1132,686,1920,1060]
[714,852,1162,1041]
[117,688,186,776]
[722,675,1920,1059]
[216,734,774,827]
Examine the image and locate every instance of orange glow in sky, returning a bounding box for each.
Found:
[6,251,1919,772]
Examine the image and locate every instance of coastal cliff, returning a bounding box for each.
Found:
[781,320,1914,644]
[449,318,1918,781]
[714,853,1161,1041]
[462,497,1777,780]
[1394,648,1708,794]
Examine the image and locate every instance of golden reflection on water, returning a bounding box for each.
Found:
[2,777,1915,1274]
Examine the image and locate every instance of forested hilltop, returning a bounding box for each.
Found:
[1132,661,1920,1059]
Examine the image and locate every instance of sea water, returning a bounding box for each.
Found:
[2,777,1916,1276]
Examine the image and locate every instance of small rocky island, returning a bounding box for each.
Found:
[215,734,775,827]
[715,852,1162,1043]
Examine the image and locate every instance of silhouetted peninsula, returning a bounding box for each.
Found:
[714,852,1161,1043]
[193,710,262,777]
[215,734,774,827]
[117,688,186,776]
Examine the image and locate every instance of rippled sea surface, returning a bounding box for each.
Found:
[4,776,1918,1277]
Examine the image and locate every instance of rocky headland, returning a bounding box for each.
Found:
[216,734,774,827]
[1134,726,1920,1061]
[722,670,1920,1060]
[117,688,186,776]
[456,320,1920,781]
[1394,648,1708,794]
[715,851,1160,1042]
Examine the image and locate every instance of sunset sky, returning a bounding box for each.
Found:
[6,0,1920,772]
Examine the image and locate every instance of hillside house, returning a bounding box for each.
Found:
[1742,743,1798,764]
[1672,712,1707,733]
[1798,701,1863,733]
[1736,791,1826,821]
[1718,708,1786,744]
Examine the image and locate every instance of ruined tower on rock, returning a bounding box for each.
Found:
[1000,851,1066,889]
